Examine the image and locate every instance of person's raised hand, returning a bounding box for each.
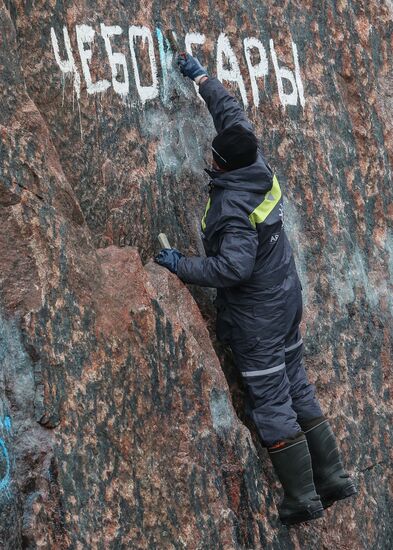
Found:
[177,53,208,82]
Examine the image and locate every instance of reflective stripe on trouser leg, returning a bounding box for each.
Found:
[230,337,300,447]
[227,267,309,447]
[285,328,323,421]
[241,362,285,378]
[285,338,303,353]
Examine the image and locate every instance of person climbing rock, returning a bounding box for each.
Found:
[155,53,357,526]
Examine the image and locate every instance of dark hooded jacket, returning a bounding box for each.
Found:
[177,77,295,306]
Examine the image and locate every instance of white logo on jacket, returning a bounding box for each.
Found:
[278,202,284,225]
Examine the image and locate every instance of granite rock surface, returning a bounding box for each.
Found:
[0,0,392,548]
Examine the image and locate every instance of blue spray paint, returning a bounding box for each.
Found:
[156,27,168,101]
[0,437,11,493]
[4,416,11,433]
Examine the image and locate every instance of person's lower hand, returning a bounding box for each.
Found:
[177,53,208,82]
[154,248,184,274]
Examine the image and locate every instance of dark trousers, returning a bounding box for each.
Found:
[217,267,323,447]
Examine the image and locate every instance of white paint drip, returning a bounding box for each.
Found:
[185,32,206,98]
[72,74,75,111]
[50,26,81,100]
[292,41,306,108]
[78,101,83,140]
[101,24,129,98]
[243,36,268,108]
[128,25,159,105]
[61,73,65,107]
[216,32,248,107]
[76,24,111,95]
[270,38,298,108]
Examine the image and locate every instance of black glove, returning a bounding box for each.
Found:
[177,53,208,81]
[154,248,184,274]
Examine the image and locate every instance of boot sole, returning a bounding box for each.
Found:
[281,507,324,526]
[321,482,357,509]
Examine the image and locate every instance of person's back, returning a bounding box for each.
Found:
[200,155,294,304]
[155,54,357,526]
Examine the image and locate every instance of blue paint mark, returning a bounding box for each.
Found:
[0,437,11,492]
[4,416,11,433]
[156,27,168,101]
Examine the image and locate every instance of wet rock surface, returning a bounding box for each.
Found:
[1,0,392,548]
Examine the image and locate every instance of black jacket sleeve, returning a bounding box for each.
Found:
[176,209,258,288]
[199,77,254,134]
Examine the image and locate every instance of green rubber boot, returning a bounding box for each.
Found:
[268,434,324,526]
[302,418,357,509]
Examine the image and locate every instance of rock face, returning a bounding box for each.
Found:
[0,1,392,548]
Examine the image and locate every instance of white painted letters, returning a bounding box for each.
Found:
[243,37,268,108]
[50,26,81,99]
[216,32,248,107]
[270,38,298,108]
[51,23,307,111]
[185,32,206,95]
[101,24,129,97]
[128,25,159,105]
[76,24,111,94]
[185,32,206,55]
[292,41,305,108]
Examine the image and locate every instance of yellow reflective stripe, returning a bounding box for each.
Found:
[201,197,211,231]
[248,174,282,229]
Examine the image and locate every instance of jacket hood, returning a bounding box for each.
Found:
[204,150,273,194]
